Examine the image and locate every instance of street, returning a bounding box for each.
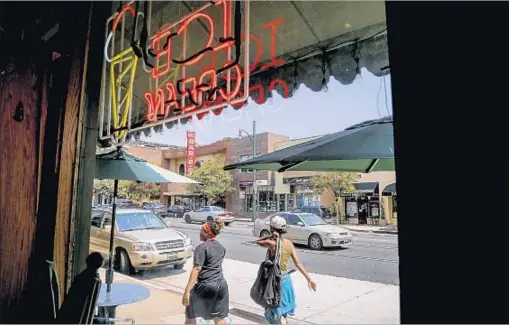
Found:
[167,218,399,285]
[110,219,400,323]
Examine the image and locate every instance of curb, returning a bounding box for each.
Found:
[233,218,254,223]
[346,228,398,235]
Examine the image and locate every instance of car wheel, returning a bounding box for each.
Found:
[308,234,323,250]
[260,229,271,238]
[184,214,192,223]
[117,249,133,275]
[174,263,185,270]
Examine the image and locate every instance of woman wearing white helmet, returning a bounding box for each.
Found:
[256,215,317,324]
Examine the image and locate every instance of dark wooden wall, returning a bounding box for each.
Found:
[0,2,111,322]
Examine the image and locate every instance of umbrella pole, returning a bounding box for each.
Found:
[106,179,119,293]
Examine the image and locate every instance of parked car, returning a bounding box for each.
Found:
[89,208,193,274]
[252,212,352,250]
[167,205,187,218]
[293,205,333,219]
[142,202,170,218]
[183,206,235,226]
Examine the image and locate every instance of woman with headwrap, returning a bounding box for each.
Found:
[182,218,228,324]
[256,215,317,324]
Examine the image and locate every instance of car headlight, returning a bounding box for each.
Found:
[132,242,153,251]
[180,234,192,246]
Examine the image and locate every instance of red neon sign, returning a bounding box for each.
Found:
[144,2,288,124]
[186,131,196,174]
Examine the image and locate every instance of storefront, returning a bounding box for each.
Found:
[342,182,381,224]
[173,195,207,211]
[239,180,278,215]
[382,182,397,223]
[282,177,321,210]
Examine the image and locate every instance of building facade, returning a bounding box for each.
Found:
[124,136,397,225]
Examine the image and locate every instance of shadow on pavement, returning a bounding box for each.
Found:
[132,265,187,280]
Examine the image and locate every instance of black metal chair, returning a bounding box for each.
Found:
[56,253,103,324]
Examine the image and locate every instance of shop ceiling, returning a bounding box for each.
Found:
[105,1,389,139]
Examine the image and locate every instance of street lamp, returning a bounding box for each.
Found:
[238,121,257,221]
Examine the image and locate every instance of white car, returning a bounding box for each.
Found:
[183,206,235,225]
[252,212,353,250]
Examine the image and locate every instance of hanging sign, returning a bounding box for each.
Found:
[101,0,293,141]
[186,131,196,174]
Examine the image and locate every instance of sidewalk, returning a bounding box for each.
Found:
[138,258,400,324]
[342,224,398,235]
[97,269,258,324]
[234,218,398,235]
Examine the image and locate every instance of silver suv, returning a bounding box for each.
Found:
[90,208,193,274]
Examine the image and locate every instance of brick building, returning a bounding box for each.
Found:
[124,136,397,224]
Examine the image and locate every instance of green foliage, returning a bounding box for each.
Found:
[187,155,234,204]
[123,181,161,202]
[93,179,160,202]
[313,172,359,197]
[313,172,359,223]
[93,179,114,196]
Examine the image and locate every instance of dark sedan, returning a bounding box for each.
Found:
[167,205,188,218]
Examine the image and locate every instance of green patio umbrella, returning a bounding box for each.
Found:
[223,116,395,173]
[95,147,198,293]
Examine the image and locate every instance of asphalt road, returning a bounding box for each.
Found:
[168,218,400,285]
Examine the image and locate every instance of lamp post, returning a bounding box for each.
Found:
[238,121,257,221]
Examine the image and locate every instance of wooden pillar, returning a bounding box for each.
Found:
[0,2,111,322]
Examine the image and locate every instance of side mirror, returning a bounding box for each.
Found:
[297,221,305,227]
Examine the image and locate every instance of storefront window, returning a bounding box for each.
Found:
[287,195,295,210]
[278,194,286,211]
[175,196,205,210]
[244,186,277,212]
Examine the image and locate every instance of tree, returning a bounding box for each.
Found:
[124,181,161,202]
[93,179,160,202]
[93,179,113,196]
[187,155,234,205]
[313,172,360,224]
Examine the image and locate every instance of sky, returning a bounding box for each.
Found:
[142,68,393,147]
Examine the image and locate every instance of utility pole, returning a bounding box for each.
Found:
[252,120,257,221]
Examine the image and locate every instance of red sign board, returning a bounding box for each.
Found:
[186,131,196,174]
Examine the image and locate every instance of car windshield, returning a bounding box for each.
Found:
[211,206,224,211]
[301,213,328,226]
[116,212,167,232]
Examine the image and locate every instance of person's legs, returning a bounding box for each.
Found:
[211,279,230,322]
[185,317,197,324]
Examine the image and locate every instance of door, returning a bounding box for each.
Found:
[96,213,114,255]
[195,207,208,222]
[285,214,308,244]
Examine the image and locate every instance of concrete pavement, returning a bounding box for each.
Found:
[98,268,259,324]
[136,258,400,324]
